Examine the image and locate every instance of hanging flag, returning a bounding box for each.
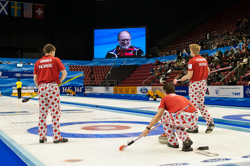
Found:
[11,2,21,17]
[23,3,32,18]
[35,4,44,19]
[0,1,8,15]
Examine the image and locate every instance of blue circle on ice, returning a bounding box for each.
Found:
[223,114,250,122]
[27,121,164,138]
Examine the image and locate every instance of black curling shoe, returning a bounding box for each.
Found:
[186,128,199,133]
[205,121,215,133]
[182,138,193,152]
[53,137,68,143]
[39,138,47,143]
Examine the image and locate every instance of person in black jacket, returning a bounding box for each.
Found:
[105,31,145,58]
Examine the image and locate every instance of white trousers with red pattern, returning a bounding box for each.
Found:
[189,80,213,126]
[38,83,62,141]
[161,111,198,146]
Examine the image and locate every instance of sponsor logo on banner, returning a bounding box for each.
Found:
[140,87,148,94]
[0,71,33,78]
[245,88,250,97]
[206,88,209,95]
[137,86,151,94]
[85,87,93,91]
[85,87,113,93]
[175,86,189,96]
[113,87,118,94]
[14,73,22,77]
[206,86,243,98]
[60,86,85,94]
[215,89,219,95]
[119,87,124,94]
[201,158,231,163]
[151,86,163,93]
[124,87,129,94]
[244,86,250,98]
[131,87,136,94]
[113,87,137,94]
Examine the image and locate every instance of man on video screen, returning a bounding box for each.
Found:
[105,31,145,58]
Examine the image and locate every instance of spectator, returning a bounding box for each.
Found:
[0,60,2,64]
[240,56,248,68]
[7,61,10,64]
[242,46,247,53]
[160,74,167,84]
[163,61,170,70]
[166,67,172,75]
[213,72,220,82]
[224,49,229,56]
[204,52,208,58]
[216,63,220,69]
[231,38,237,46]
[20,61,23,64]
[150,68,155,75]
[242,73,250,81]
[228,77,237,85]
[154,59,161,66]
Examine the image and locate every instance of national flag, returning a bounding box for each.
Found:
[23,3,32,18]
[11,2,21,17]
[35,4,44,19]
[0,1,8,15]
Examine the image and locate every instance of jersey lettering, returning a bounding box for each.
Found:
[39,63,53,69]
[40,59,52,63]
[199,63,207,66]
[195,58,206,62]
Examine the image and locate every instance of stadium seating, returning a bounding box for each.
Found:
[163,0,250,52]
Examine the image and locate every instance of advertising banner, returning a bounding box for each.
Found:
[151,86,163,93]
[175,86,189,96]
[85,86,113,94]
[113,87,137,94]
[137,86,151,95]
[244,86,250,98]
[0,71,33,78]
[60,86,85,94]
[205,86,244,98]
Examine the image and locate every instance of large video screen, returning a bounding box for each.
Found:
[94,27,146,59]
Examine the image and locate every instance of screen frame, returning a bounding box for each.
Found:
[93,26,147,59]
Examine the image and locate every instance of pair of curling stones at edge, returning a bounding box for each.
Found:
[158,133,209,151]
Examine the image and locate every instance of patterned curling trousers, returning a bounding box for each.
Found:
[189,80,213,126]
[161,112,198,146]
[38,83,62,141]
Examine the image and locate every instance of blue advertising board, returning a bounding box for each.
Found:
[175,86,189,96]
[60,86,85,94]
[244,86,250,98]
[0,71,33,79]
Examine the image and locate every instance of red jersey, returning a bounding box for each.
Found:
[33,55,65,85]
[158,93,196,113]
[188,55,208,82]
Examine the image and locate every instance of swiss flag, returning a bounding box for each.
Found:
[35,4,44,19]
